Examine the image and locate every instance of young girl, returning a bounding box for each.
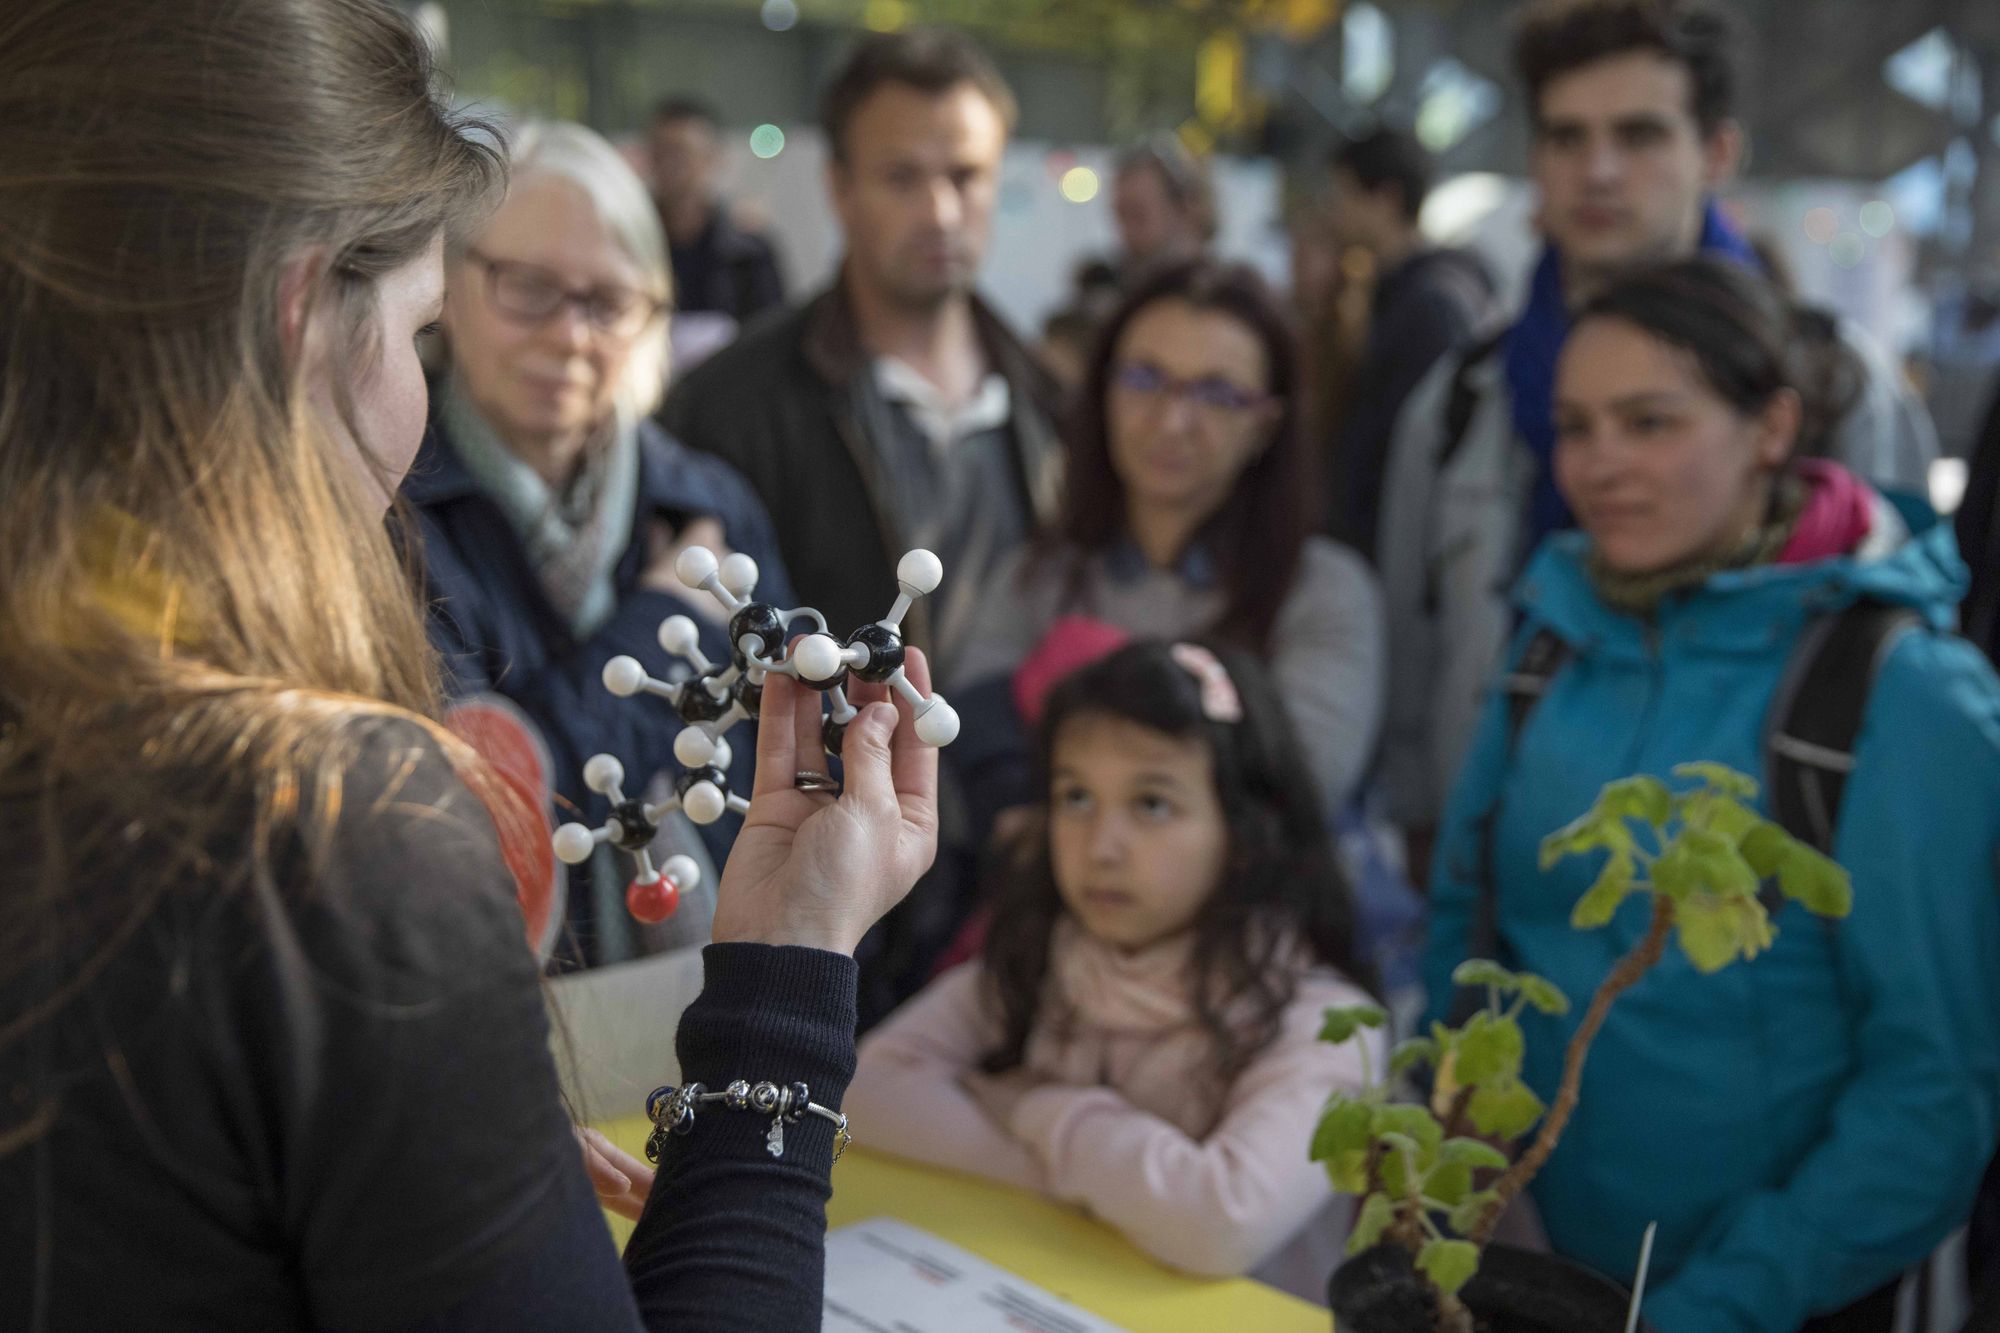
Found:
[847,641,1382,1300]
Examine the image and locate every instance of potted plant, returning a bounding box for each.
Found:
[1311,765,1854,1333]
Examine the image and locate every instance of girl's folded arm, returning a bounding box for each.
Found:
[845,962,1048,1191]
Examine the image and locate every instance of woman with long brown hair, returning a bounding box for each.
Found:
[951,258,1385,833]
[0,2,934,1329]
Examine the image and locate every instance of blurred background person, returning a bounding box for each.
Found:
[645,96,787,374]
[1318,125,1494,559]
[1107,134,1217,291]
[407,120,795,966]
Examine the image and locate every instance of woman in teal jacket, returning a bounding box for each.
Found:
[1423,258,2000,1332]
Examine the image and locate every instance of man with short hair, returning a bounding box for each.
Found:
[1321,126,1494,557]
[662,29,1060,683]
[1376,0,1937,852]
[646,97,786,332]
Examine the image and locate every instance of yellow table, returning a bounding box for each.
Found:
[595,1114,1328,1332]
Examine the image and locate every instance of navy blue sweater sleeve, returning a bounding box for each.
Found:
[349,942,857,1333]
[625,944,859,1329]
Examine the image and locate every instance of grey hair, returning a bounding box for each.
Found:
[503,119,672,418]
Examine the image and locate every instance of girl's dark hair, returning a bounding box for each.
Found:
[1050,259,1314,653]
[1573,257,1862,459]
[979,641,1374,1093]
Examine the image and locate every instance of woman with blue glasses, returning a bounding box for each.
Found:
[949,258,1385,847]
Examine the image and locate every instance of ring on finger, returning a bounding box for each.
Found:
[793,769,839,794]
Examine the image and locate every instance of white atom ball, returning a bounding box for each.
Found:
[662,854,702,890]
[658,615,701,657]
[897,549,944,595]
[682,781,726,825]
[675,545,719,589]
[582,753,625,794]
[792,633,845,684]
[719,553,760,596]
[602,656,647,697]
[552,823,597,865]
[915,697,960,746]
[674,727,718,767]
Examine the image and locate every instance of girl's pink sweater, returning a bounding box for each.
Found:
[846,918,1382,1300]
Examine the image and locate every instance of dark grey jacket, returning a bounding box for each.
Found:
[659,277,1064,653]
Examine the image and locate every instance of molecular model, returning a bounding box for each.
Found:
[551,545,959,923]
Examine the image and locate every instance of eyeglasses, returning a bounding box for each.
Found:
[1111,362,1272,423]
[462,248,668,338]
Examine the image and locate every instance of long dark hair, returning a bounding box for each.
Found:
[1572,257,1862,460]
[979,641,1374,1093]
[1049,258,1314,653]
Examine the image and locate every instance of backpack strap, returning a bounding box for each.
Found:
[1439,328,1510,472]
[1764,600,1922,856]
[1464,627,1574,975]
[1423,329,1511,618]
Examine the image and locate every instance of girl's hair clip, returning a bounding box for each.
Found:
[1170,642,1243,724]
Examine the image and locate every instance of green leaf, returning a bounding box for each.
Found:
[1538,809,1631,870]
[1388,1036,1438,1079]
[1417,1238,1482,1298]
[1570,849,1636,929]
[1449,1188,1500,1239]
[1599,775,1673,827]
[1451,1012,1525,1087]
[1651,839,1700,900]
[1423,1159,1474,1208]
[1450,959,1517,991]
[1702,793,1762,843]
[1378,1141,1416,1199]
[1776,843,1854,919]
[1682,826,1759,899]
[1514,972,1572,1016]
[1310,1097,1375,1163]
[1674,891,1775,974]
[1466,1076,1545,1141]
[1673,762,1760,799]
[1372,1104,1445,1167]
[1440,1137,1510,1171]
[1319,1003,1388,1045]
[1347,1193,1396,1255]
[1738,820,1792,877]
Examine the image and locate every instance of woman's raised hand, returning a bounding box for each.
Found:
[708,648,940,955]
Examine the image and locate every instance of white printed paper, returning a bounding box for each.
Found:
[823,1216,1131,1333]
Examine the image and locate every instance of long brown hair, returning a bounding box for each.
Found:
[1049,259,1315,652]
[0,0,504,1152]
[980,642,1375,1096]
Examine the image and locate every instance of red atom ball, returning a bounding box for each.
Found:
[626,873,681,923]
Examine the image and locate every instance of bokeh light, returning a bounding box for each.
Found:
[1858,200,1896,237]
[1802,206,1839,245]
[759,0,798,32]
[1829,233,1866,268]
[1059,166,1100,204]
[749,124,786,160]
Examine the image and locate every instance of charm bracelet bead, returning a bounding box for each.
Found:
[644,1080,851,1164]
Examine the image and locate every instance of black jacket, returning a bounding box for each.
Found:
[1327,246,1494,558]
[0,718,856,1332]
[659,277,1064,651]
[1958,377,2000,667]
[667,204,786,326]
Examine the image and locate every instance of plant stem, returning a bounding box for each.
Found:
[1468,895,1675,1247]
[1436,1290,1475,1333]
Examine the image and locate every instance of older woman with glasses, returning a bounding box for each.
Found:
[948,257,1385,862]
[406,121,795,966]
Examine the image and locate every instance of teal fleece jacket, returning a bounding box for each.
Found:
[1423,496,2000,1331]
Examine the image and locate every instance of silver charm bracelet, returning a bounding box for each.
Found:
[644,1079,852,1164]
